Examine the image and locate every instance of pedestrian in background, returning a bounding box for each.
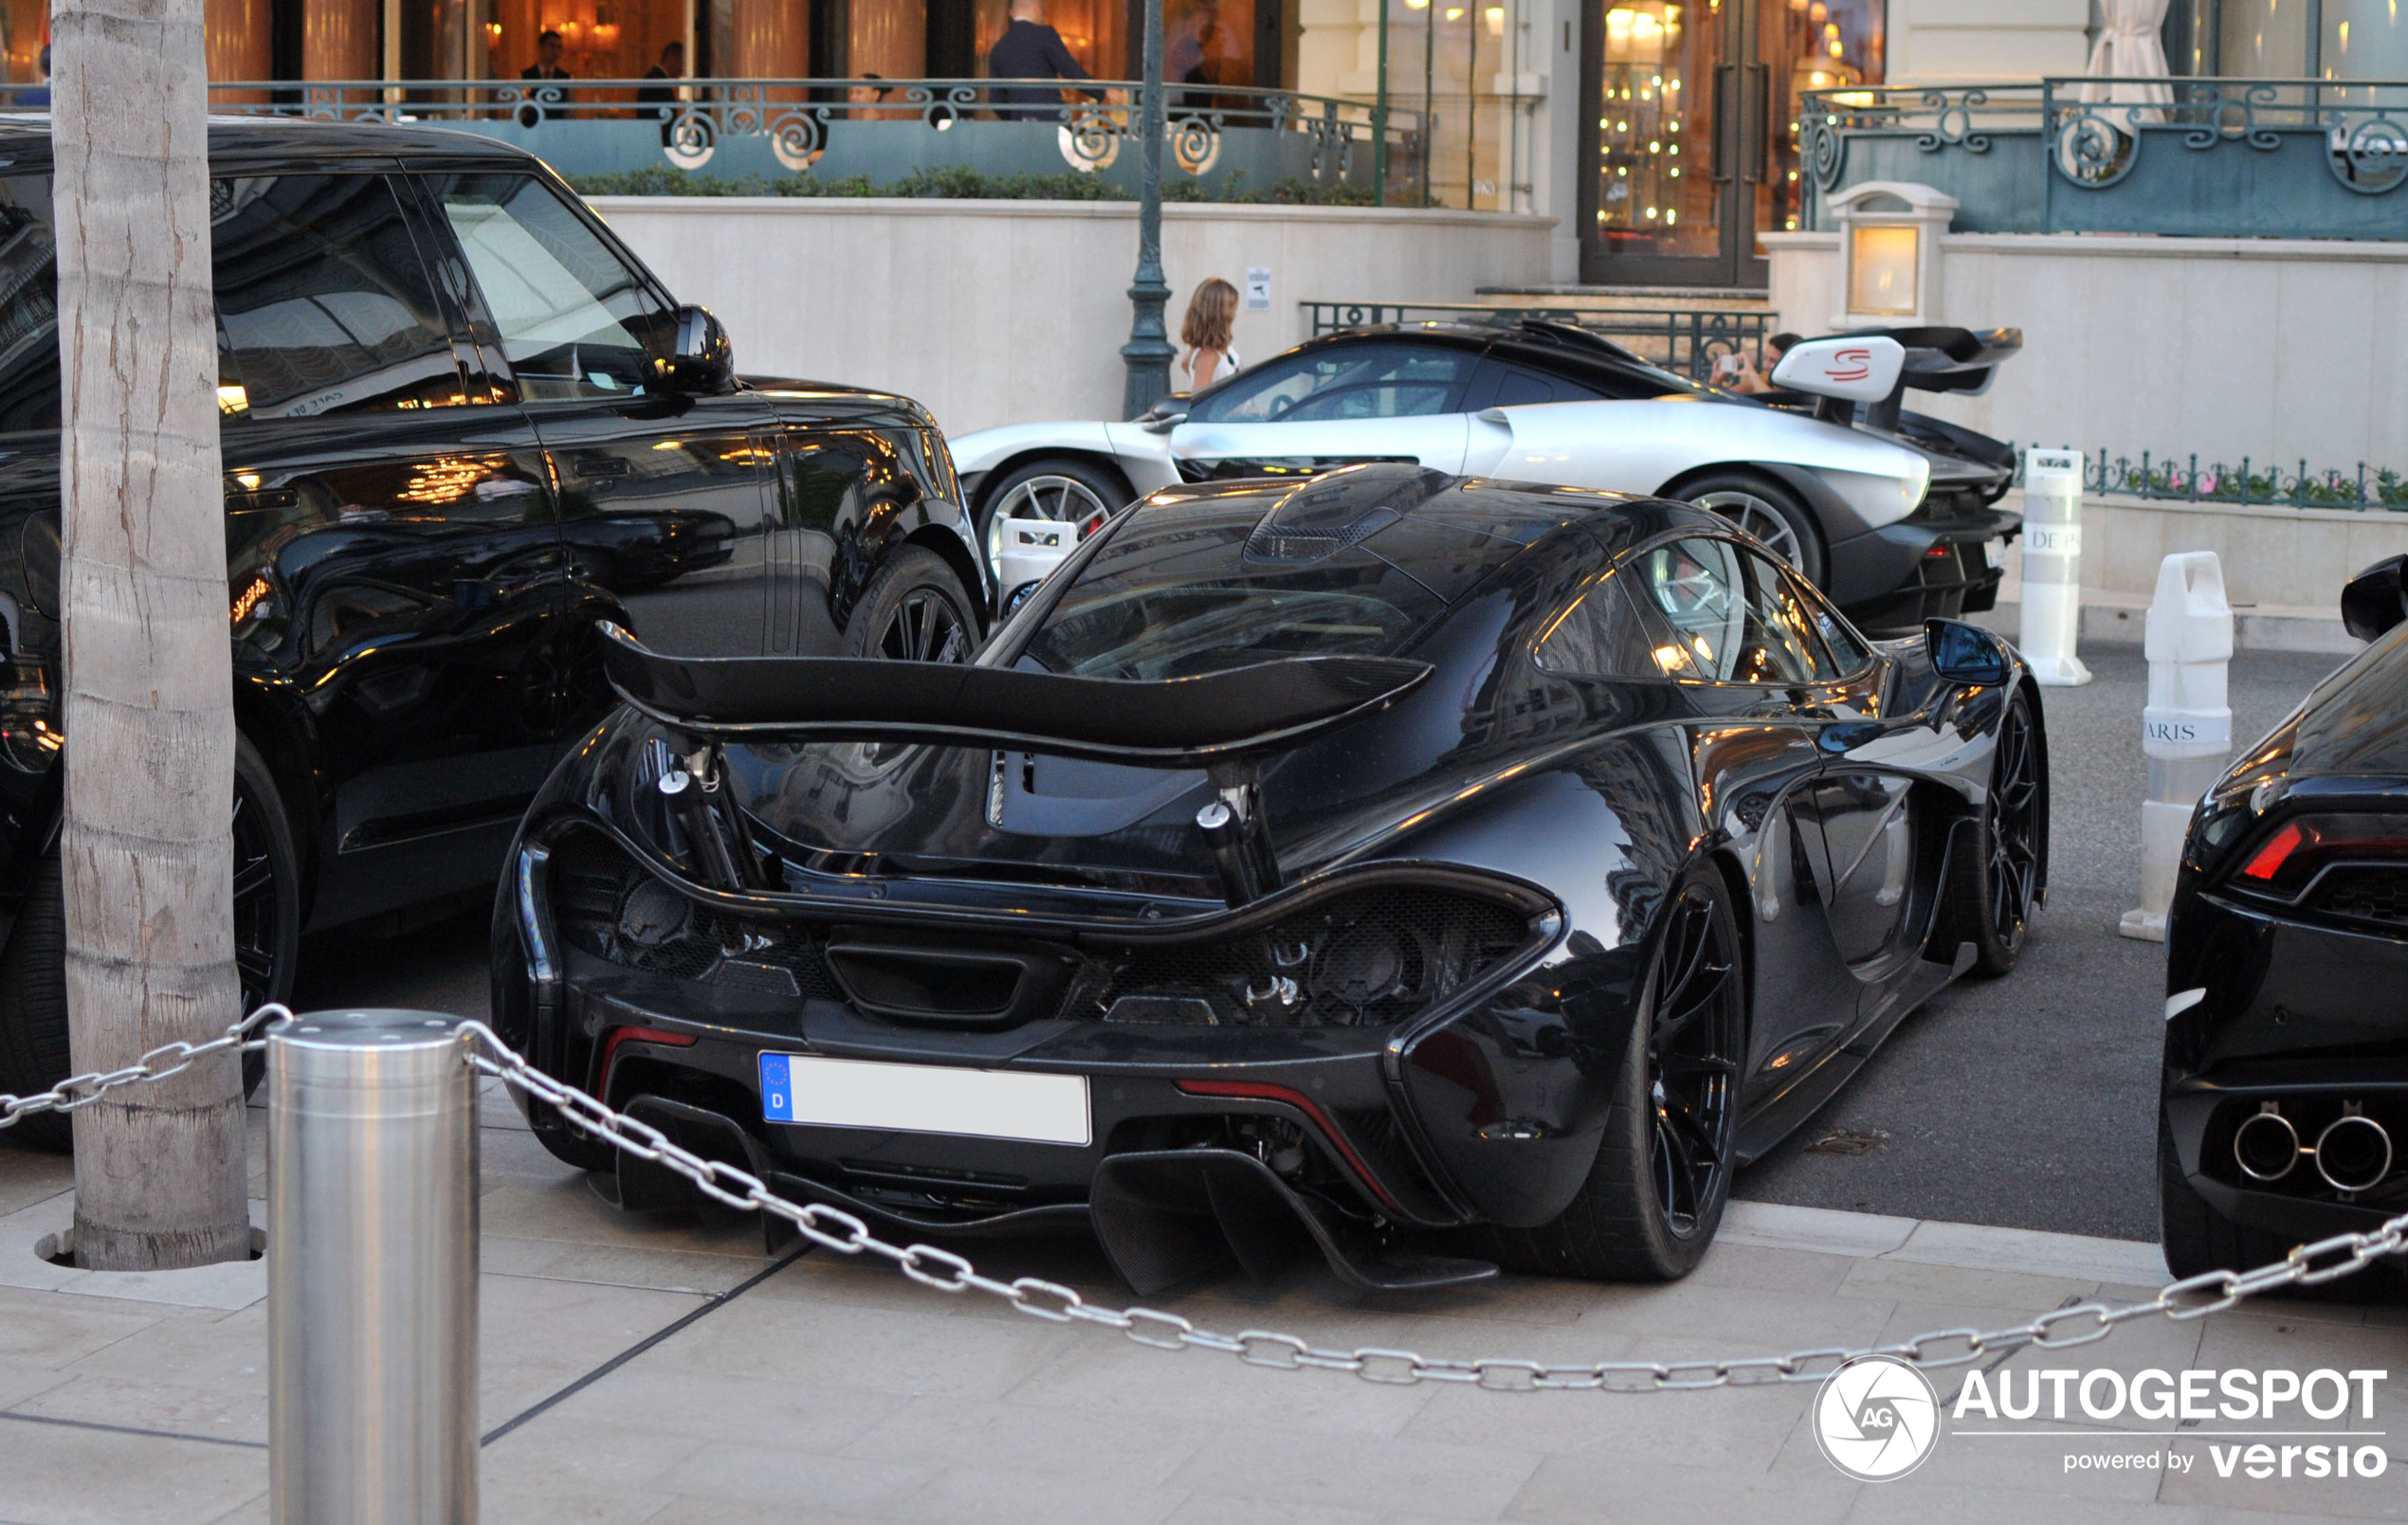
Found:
[521,29,573,118]
[1178,278,1241,391]
[987,0,1092,121]
[636,41,683,143]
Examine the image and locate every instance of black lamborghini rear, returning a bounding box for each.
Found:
[2159,555,2408,1279]
[495,465,2049,1289]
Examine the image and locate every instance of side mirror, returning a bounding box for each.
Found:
[2340,554,2408,643]
[648,305,735,395]
[1925,617,2012,685]
[1770,335,1906,404]
[1136,395,1190,435]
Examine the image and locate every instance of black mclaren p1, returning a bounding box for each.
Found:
[2160,553,2408,1282]
[492,464,2051,1289]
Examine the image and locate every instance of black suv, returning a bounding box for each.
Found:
[0,120,983,1137]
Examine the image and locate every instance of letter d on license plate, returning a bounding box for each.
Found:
[759,1052,1091,1146]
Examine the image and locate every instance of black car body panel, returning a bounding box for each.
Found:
[495,466,2047,1284]
[0,118,979,953]
[2162,609,2408,1245]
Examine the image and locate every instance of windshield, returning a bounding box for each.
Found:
[1016,499,1442,681]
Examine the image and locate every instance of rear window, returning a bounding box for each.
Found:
[1016,499,1442,681]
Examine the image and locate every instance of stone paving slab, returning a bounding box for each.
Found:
[0,1090,2402,1525]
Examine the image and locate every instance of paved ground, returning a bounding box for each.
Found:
[3,1095,2404,1525]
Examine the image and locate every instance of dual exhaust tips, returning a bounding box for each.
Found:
[2235,1102,2395,1193]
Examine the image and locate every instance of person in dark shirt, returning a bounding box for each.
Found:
[520,29,572,119]
[986,0,1092,121]
[635,40,682,142]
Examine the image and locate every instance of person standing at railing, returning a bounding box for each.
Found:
[520,30,573,120]
[16,46,48,110]
[987,0,1092,122]
[1178,278,1242,391]
[636,40,682,143]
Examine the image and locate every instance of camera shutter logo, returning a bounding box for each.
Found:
[1815,1355,1941,1480]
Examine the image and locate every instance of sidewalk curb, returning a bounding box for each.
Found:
[1724,1199,2170,1287]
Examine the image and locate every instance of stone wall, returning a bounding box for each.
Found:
[1985,489,2408,652]
[1765,230,2408,475]
[590,196,1557,437]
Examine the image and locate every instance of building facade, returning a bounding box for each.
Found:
[13,1,2400,290]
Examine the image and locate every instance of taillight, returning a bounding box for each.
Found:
[2233,813,2408,897]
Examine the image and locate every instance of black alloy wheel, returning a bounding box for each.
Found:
[876,586,970,664]
[1644,882,1745,1239]
[1967,687,2043,976]
[841,546,976,664]
[1490,863,1744,1280]
[0,737,299,1151]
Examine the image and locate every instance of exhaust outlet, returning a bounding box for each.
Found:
[2234,1104,2301,1181]
[2314,1108,2394,1193]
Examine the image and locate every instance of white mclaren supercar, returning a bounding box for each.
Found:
[953,319,2026,634]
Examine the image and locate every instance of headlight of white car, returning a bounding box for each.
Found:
[1900,457,1931,515]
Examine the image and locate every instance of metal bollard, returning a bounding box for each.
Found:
[2018,448,2092,687]
[2119,552,2234,942]
[269,1009,478,1525]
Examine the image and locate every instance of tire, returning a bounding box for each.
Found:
[1963,687,2044,977]
[976,457,1131,598]
[1490,863,1746,1280]
[1683,470,1825,587]
[841,546,977,663]
[0,736,299,1152]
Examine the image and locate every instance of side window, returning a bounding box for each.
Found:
[1803,580,1872,676]
[1533,571,1667,679]
[0,176,57,434]
[210,176,466,421]
[428,173,674,401]
[1625,537,1825,685]
[1187,343,1473,424]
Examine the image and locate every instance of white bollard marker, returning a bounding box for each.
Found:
[2119,551,2234,942]
[2018,448,2091,686]
[995,517,1080,615]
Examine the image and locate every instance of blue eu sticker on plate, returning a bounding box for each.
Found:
[760,1052,794,1121]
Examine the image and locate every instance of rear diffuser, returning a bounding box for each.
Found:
[1091,1149,1498,1296]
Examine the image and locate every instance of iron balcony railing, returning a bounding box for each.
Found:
[149,77,1427,201]
[2013,446,2408,511]
[1304,300,1773,382]
[1800,77,2408,239]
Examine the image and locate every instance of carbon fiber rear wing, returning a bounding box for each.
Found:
[596,623,1433,904]
[597,623,1431,767]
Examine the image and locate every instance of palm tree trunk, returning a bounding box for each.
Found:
[54,0,247,1271]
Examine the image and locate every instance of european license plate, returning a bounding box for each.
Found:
[1983,536,2008,569]
[757,1052,1091,1146]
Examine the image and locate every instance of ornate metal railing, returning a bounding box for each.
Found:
[2013,445,2408,511]
[1303,300,1773,382]
[167,77,1424,201]
[1800,77,2408,238]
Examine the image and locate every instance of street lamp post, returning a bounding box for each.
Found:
[1121,0,1174,419]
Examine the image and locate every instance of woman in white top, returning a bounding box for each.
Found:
[1177,277,1241,390]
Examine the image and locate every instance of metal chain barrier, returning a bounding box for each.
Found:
[452,1019,2408,1393]
[0,1003,286,1132]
